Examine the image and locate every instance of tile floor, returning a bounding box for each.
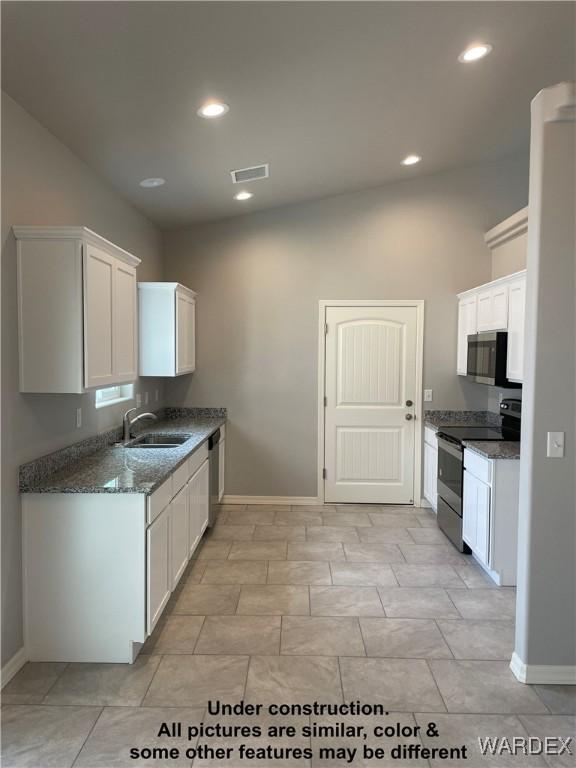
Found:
[2,504,574,767]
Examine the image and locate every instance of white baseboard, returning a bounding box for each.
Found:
[510,652,576,684]
[221,495,321,506]
[1,646,27,689]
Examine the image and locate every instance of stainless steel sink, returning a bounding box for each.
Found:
[125,434,191,448]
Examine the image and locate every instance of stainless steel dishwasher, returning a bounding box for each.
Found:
[208,428,221,527]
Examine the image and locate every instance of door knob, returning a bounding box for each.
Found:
[406,400,413,407]
[405,413,413,421]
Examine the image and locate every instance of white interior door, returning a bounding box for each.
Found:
[324,305,419,504]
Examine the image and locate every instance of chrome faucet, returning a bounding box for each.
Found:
[123,408,158,442]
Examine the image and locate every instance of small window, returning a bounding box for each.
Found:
[95,384,134,409]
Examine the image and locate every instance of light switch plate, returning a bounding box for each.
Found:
[424,389,433,402]
[547,431,565,458]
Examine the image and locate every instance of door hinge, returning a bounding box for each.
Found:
[322,468,327,479]
[324,323,328,335]
[324,395,327,407]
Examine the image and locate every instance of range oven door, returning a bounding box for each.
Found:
[437,436,463,516]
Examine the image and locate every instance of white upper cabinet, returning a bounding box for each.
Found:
[139,283,197,377]
[456,294,477,375]
[15,227,140,393]
[476,283,509,332]
[506,275,527,383]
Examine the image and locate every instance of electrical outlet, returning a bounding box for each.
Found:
[155,389,159,403]
[144,391,149,405]
[424,389,433,402]
[136,393,142,408]
[76,408,82,429]
[547,431,565,458]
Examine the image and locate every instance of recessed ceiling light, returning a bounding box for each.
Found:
[458,43,493,63]
[139,178,165,188]
[197,101,229,119]
[234,191,253,201]
[401,155,422,166]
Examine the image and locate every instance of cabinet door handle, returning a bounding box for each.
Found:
[405,414,413,421]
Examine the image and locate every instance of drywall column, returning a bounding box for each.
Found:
[511,82,576,684]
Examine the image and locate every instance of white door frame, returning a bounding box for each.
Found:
[317,299,425,505]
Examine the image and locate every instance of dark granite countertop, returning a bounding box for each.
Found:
[20,412,226,494]
[424,410,501,431]
[463,440,521,460]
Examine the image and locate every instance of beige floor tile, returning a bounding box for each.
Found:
[437,620,515,660]
[340,657,445,711]
[236,585,310,615]
[209,524,255,541]
[412,511,440,528]
[310,586,384,616]
[245,655,342,704]
[216,504,247,513]
[288,542,345,561]
[377,587,460,618]
[360,618,452,658]
[172,584,241,613]
[143,655,249,707]
[415,713,548,767]
[44,656,161,706]
[245,504,289,512]
[75,706,204,767]
[294,504,337,512]
[330,562,397,586]
[399,544,469,565]
[228,541,287,560]
[194,540,232,560]
[520,715,576,768]
[392,564,466,588]
[357,527,412,544]
[429,660,549,713]
[194,712,311,768]
[306,525,360,543]
[369,512,422,527]
[267,561,332,585]
[194,615,281,655]
[281,616,365,656]
[200,561,267,585]
[222,509,276,525]
[311,712,428,767]
[447,588,516,620]
[253,525,306,541]
[1,705,101,768]
[140,615,205,654]
[181,559,209,585]
[336,504,386,513]
[406,527,452,544]
[533,685,576,715]
[275,510,324,525]
[322,512,372,527]
[453,564,498,588]
[0,662,67,704]
[343,543,405,563]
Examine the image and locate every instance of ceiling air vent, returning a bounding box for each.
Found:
[230,164,269,184]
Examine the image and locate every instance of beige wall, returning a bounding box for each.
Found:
[1,93,164,665]
[491,231,528,280]
[164,154,529,498]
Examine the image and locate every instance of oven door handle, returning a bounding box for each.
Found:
[437,438,463,460]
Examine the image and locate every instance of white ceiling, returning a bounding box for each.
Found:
[2,2,574,228]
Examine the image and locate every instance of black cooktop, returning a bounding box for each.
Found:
[437,426,505,443]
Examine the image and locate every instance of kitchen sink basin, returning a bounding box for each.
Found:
[125,434,191,448]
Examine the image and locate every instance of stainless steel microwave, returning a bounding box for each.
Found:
[467,331,521,388]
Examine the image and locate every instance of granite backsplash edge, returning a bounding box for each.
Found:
[19,406,227,489]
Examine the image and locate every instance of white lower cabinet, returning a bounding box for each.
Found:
[218,438,226,501]
[423,427,438,511]
[147,506,171,634]
[23,438,215,663]
[462,449,520,586]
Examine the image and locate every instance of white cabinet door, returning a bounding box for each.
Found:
[218,439,225,502]
[197,459,210,534]
[463,470,491,566]
[477,285,509,332]
[113,261,138,383]
[147,506,170,634]
[83,244,115,388]
[423,442,438,511]
[457,295,477,375]
[506,275,526,382]
[176,292,196,375]
[188,459,210,557]
[170,486,189,590]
